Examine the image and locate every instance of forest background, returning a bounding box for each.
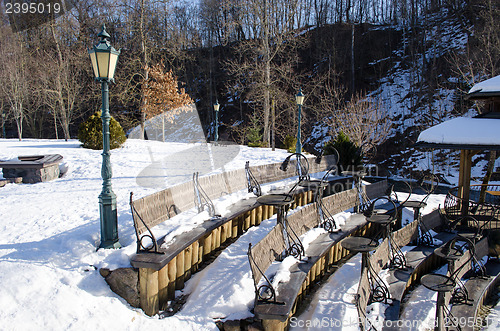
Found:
[0,0,498,175]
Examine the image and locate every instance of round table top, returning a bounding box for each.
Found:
[434,246,463,260]
[420,273,455,292]
[341,170,367,177]
[402,200,427,209]
[457,232,482,242]
[366,214,395,225]
[341,236,378,252]
[299,179,328,189]
[257,194,294,207]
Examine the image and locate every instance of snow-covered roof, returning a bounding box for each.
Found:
[416,117,500,150]
[468,75,500,99]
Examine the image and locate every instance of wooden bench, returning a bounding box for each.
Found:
[396,231,493,331]
[248,180,390,330]
[354,208,447,330]
[440,236,500,331]
[449,259,500,331]
[371,210,455,328]
[129,155,340,316]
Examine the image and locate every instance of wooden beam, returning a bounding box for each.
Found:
[460,150,473,216]
[158,266,169,308]
[139,268,159,316]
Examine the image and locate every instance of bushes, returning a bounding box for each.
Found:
[283,135,297,153]
[324,131,361,171]
[247,116,264,147]
[78,111,126,150]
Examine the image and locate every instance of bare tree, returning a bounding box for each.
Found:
[324,90,392,149]
[0,27,28,140]
[39,21,84,140]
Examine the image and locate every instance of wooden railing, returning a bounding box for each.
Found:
[444,185,500,226]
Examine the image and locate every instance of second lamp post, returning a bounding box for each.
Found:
[295,89,305,153]
[213,100,220,143]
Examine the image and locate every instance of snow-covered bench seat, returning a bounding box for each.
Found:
[449,258,500,331]
[399,233,493,331]
[128,155,340,316]
[372,209,453,327]
[249,180,390,330]
[445,237,500,331]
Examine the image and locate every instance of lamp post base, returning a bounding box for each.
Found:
[99,192,121,249]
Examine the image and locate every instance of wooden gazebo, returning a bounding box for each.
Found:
[415,75,500,216]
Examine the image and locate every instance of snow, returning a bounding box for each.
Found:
[469,74,500,94]
[0,138,291,330]
[0,138,496,330]
[417,117,500,146]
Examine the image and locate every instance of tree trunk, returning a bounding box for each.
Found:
[271,98,275,151]
[140,0,148,140]
[263,59,271,146]
[479,151,497,204]
[351,22,355,92]
[262,0,271,147]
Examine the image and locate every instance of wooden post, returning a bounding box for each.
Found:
[139,268,159,316]
[167,258,177,300]
[231,219,238,238]
[311,263,317,282]
[329,245,335,265]
[211,227,218,251]
[226,221,233,239]
[262,319,285,331]
[192,240,200,272]
[184,244,193,280]
[176,250,185,290]
[263,205,269,220]
[238,215,244,236]
[244,211,251,230]
[203,233,212,257]
[250,208,256,227]
[214,227,221,249]
[459,150,473,217]
[158,266,169,307]
[221,223,228,244]
[256,205,263,225]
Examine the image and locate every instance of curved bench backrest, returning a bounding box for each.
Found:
[131,155,338,234]
[249,223,286,284]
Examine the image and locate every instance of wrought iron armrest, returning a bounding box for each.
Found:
[245,161,262,197]
[193,172,218,218]
[130,192,164,254]
[247,243,284,305]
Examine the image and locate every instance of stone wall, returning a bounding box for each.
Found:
[2,164,60,184]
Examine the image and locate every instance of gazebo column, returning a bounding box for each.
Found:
[458,150,472,216]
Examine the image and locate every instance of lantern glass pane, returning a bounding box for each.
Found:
[96,51,110,78]
[108,53,118,80]
[296,95,305,105]
[89,51,99,78]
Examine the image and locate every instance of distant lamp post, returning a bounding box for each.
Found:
[213,100,220,143]
[295,88,305,153]
[88,25,121,249]
[1,111,5,138]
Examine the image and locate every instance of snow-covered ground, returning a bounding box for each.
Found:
[0,138,496,331]
[0,138,292,330]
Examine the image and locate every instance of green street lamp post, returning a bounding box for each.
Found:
[213,100,220,142]
[88,25,121,249]
[295,88,305,153]
[2,111,5,138]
